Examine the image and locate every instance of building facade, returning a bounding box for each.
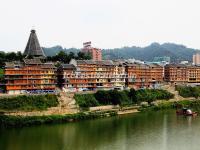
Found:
[164,64,188,84]
[59,59,127,91]
[8,58,200,93]
[126,63,163,89]
[187,66,200,83]
[58,60,164,91]
[5,59,56,94]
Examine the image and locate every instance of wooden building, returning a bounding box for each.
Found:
[126,63,163,89]
[164,64,188,84]
[59,59,127,91]
[5,59,56,94]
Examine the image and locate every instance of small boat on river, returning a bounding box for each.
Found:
[176,108,198,117]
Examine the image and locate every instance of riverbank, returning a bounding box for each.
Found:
[2,99,200,128]
[0,110,117,128]
[0,88,198,128]
[139,99,200,112]
[0,104,140,128]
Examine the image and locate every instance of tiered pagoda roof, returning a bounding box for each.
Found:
[23,29,46,58]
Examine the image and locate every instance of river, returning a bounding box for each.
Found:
[1,110,200,150]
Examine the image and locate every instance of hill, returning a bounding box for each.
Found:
[43,46,79,56]
[43,43,200,63]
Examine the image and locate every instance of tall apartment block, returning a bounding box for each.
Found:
[193,53,200,65]
[82,42,102,61]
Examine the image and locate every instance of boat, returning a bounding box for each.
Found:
[176,108,198,117]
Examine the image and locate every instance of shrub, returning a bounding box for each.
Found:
[136,89,174,103]
[94,90,112,105]
[74,94,99,108]
[176,86,200,98]
[0,94,58,111]
[109,90,130,105]
[75,89,174,107]
[95,90,131,105]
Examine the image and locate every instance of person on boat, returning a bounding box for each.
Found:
[182,108,187,115]
[186,109,193,115]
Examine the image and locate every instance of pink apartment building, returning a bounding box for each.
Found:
[82,41,102,61]
[193,53,200,65]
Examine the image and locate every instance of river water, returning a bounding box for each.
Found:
[1,110,200,150]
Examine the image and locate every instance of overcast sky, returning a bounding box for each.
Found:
[0,0,200,52]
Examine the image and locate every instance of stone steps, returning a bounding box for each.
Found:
[57,92,79,110]
[160,84,183,101]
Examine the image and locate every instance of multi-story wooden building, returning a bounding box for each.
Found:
[59,59,127,91]
[69,59,116,91]
[5,59,56,94]
[164,64,188,84]
[59,60,164,91]
[149,64,164,84]
[125,63,163,89]
[4,29,57,94]
[187,65,200,83]
[112,61,126,89]
[59,64,76,91]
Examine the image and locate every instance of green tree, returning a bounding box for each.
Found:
[69,52,75,59]
[128,88,137,103]
[77,51,85,60]
[94,90,111,105]
[109,90,129,105]
[16,51,23,61]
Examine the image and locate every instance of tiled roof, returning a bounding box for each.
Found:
[24,58,42,65]
[165,64,187,68]
[62,64,76,69]
[23,29,46,58]
[125,62,145,67]
[147,64,163,68]
[76,60,114,66]
[5,61,23,68]
[41,63,56,69]
[112,60,125,66]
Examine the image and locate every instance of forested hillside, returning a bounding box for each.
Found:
[43,43,199,63]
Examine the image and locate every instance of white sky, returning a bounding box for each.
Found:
[0,0,200,52]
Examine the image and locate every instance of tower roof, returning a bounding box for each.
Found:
[24,29,46,58]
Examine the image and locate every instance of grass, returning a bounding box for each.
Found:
[0,111,117,128]
[139,100,200,112]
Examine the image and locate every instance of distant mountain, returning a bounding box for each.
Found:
[43,46,79,56]
[43,43,199,63]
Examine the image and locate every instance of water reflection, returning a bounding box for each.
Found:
[1,110,200,150]
[162,114,167,150]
